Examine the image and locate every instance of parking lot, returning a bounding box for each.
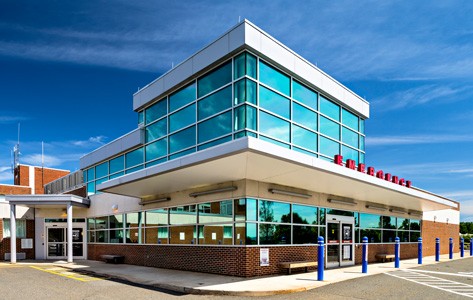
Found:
[1,258,473,299]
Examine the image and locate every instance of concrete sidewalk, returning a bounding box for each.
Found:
[7,254,471,296]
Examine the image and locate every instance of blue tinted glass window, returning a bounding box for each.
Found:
[169,148,195,160]
[359,213,382,228]
[145,99,166,124]
[320,96,340,121]
[342,127,358,148]
[259,200,290,223]
[342,146,358,164]
[259,86,290,119]
[320,116,340,140]
[259,61,290,96]
[109,171,124,179]
[259,111,290,142]
[293,102,317,131]
[234,79,257,104]
[125,165,144,174]
[360,135,365,151]
[198,61,232,98]
[293,125,317,152]
[198,136,232,150]
[169,126,196,153]
[292,204,318,225]
[360,119,365,134]
[198,86,232,121]
[234,105,257,131]
[109,156,124,174]
[87,182,95,195]
[259,136,290,148]
[169,83,196,112]
[125,148,144,168]
[360,152,365,164]
[146,118,167,143]
[138,111,144,125]
[319,136,339,158]
[145,138,167,162]
[234,52,257,80]
[293,80,317,109]
[87,168,95,181]
[95,162,108,179]
[342,108,359,131]
[169,104,195,133]
[198,111,232,143]
[83,170,87,182]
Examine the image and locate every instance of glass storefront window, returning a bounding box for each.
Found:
[397,218,409,230]
[360,229,381,243]
[125,212,144,228]
[259,224,291,244]
[198,200,233,223]
[169,83,196,112]
[259,200,290,223]
[109,229,123,243]
[382,216,396,229]
[198,224,233,245]
[197,111,232,143]
[170,205,197,225]
[109,214,123,229]
[198,86,232,120]
[198,60,232,98]
[293,225,318,244]
[169,225,196,244]
[259,86,290,119]
[292,204,318,225]
[359,213,382,229]
[145,209,168,226]
[259,61,290,96]
[410,219,421,231]
[145,98,167,124]
[382,230,396,243]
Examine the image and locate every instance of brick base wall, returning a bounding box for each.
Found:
[0,219,35,260]
[422,220,460,256]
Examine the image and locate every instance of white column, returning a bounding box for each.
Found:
[67,203,73,263]
[10,204,16,264]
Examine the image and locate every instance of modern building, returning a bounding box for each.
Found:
[6,20,459,277]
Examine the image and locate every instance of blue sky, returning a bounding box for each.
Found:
[1,1,473,220]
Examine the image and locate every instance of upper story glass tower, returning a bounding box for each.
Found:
[81,20,369,195]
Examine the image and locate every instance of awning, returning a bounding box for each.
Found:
[6,194,90,208]
[98,137,458,212]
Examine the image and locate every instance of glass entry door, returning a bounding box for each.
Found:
[326,215,355,268]
[46,224,85,259]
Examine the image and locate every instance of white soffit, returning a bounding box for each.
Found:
[99,138,456,212]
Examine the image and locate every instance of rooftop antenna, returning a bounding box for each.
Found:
[41,141,44,189]
[13,123,20,168]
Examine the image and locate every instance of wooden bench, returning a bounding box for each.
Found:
[279,261,317,275]
[101,255,125,264]
[375,254,395,263]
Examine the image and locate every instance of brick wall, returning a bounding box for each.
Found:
[0,219,35,260]
[422,220,460,256]
[11,165,69,194]
[0,185,31,195]
[354,243,418,264]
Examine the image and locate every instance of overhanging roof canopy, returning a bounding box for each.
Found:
[6,194,90,209]
[98,137,457,212]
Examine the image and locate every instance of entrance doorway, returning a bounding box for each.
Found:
[46,223,86,259]
[326,215,355,268]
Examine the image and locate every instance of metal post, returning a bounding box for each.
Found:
[461,238,464,258]
[449,237,453,259]
[67,203,73,263]
[317,236,324,281]
[362,236,368,273]
[394,237,400,268]
[9,204,16,264]
[418,237,422,264]
[435,238,440,261]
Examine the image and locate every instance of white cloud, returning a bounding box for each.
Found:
[367,134,473,146]
[71,136,107,147]
[0,115,28,124]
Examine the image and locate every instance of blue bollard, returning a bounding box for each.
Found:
[362,236,368,273]
[435,238,440,261]
[394,237,400,268]
[470,239,472,257]
[418,237,423,264]
[461,238,464,258]
[317,236,324,281]
[449,237,453,259]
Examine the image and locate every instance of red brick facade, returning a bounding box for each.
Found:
[13,165,69,194]
[0,185,31,195]
[0,220,35,260]
[422,220,460,256]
